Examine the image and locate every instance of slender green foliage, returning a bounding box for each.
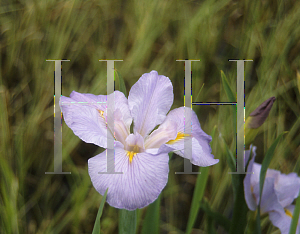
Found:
[92,188,108,234]
[289,189,300,234]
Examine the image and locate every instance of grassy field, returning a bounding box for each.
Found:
[1,0,300,233]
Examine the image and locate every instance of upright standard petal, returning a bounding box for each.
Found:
[162,107,218,166]
[128,71,173,138]
[60,91,131,148]
[88,147,169,210]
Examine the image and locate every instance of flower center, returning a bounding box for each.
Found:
[126,145,140,163]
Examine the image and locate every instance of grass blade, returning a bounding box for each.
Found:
[186,166,209,234]
[92,188,108,234]
[219,134,236,173]
[221,70,236,131]
[186,125,217,234]
[114,69,127,98]
[289,188,300,234]
[221,70,236,103]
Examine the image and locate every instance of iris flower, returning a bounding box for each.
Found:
[244,146,300,233]
[60,71,218,210]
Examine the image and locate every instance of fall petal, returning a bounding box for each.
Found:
[88,147,169,210]
[163,107,218,166]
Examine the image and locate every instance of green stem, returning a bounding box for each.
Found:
[119,209,137,234]
[229,174,249,234]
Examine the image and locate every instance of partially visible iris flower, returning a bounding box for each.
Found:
[268,205,300,234]
[244,146,300,233]
[60,71,218,210]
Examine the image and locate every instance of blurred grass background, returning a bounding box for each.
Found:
[1,0,300,233]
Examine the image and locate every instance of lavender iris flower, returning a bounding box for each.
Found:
[244,146,300,233]
[60,71,218,210]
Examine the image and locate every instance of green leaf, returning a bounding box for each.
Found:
[221,70,236,103]
[114,69,127,98]
[289,189,300,234]
[186,166,209,234]
[119,209,137,234]
[219,134,236,173]
[255,207,262,234]
[92,188,108,234]
[141,195,161,234]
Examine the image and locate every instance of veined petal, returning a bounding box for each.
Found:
[60,93,110,148]
[269,205,300,234]
[274,172,300,208]
[88,147,169,210]
[128,71,173,138]
[252,177,282,214]
[162,107,218,166]
[70,90,132,129]
[144,119,177,150]
[60,91,132,148]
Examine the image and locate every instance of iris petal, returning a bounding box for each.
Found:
[60,91,131,148]
[274,172,300,208]
[88,147,169,210]
[244,148,258,211]
[161,107,218,166]
[269,205,300,234]
[60,93,109,148]
[128,71,173,138]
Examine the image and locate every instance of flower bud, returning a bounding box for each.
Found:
[247,96,276,129]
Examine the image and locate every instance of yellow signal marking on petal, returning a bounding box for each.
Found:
[126,151,137,163]
[98,110,116,140]
[98,110,106,121]
[285,208,293,218]
[167,132,190,144]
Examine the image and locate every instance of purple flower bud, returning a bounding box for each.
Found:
[248,96,276,129]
